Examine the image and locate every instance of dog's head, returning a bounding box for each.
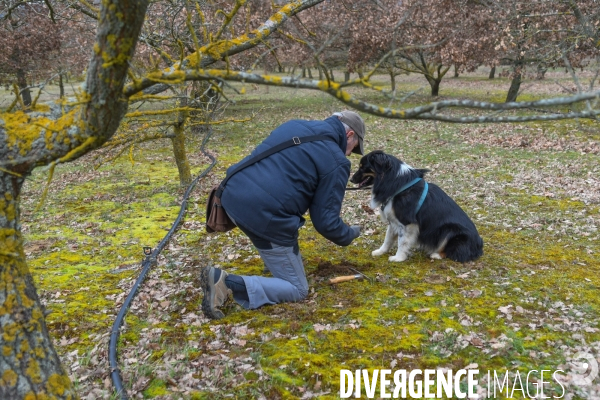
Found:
[351,150,429,188]
[350,150,392,187]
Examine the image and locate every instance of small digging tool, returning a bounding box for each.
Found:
[328,267,371,285]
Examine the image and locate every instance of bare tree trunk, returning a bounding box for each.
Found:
[0,174,77,399]
[329,68,335,81]
[506,61,523,102]
[172,96,192,186]
[424,67,447,96]
[536,63,547,80]
[344,71,350,82]
[390,72,396,91]
[505,74,521,102]
[318,66,323,80]
[307,67,313,79]
[16,68,32,106]
[302,67,306,78]
[488,66,496,79]
[454,64,459,78]
[428,77,441,96]
[9,16,32,107]
[58,72,65,98]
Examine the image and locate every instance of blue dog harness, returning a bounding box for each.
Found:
[381,177,428,214]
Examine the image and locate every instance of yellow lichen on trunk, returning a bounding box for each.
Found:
[0,237,77,399]
[2,108,79,156]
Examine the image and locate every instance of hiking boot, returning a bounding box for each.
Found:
[200,266,232,319]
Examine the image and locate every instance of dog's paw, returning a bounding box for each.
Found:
[389,254,408,262]
[430,253,442,260]
[372,249,387,257]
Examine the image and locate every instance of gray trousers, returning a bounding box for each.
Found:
[236,243,308,309]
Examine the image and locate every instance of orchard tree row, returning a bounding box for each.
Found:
[2,0,599,102]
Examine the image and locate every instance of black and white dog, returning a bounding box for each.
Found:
[350,150,483,263]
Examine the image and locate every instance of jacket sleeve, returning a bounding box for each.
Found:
[309,162,358,246]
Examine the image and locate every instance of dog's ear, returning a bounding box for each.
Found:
[370,151,392,173]
[416,168,430,177]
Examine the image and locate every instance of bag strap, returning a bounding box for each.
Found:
[216,134,336,197]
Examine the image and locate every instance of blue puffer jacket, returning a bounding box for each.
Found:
[221,116,357,247]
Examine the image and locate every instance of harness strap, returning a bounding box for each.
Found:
[392,177,422,198]
[415,181,428,214]
[381,177,428,215]
[381,177,422,209]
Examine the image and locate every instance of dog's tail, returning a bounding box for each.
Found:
[445,234,484,263]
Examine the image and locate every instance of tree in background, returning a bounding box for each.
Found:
[482,0,599,101]
[50,4,94,97]
[0,1,61,104]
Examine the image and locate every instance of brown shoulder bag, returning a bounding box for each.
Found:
[205,184,236,233]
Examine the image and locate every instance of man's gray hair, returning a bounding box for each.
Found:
[340,121,352,133]
[332,112,351,132]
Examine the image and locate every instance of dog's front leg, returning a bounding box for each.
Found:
[372,224,396,256]
[389,224,419,262]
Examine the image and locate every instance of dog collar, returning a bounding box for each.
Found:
[382,177,428,214]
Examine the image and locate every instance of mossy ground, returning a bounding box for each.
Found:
[19,68,599,399]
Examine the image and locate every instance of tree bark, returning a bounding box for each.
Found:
[58,72,65,98]
[536,63,547,80]
[488,66,496,79]
[15,68,32,106]
[0,174,77,399]
[428,77,441,96]
[344,71,350,82]
[172,96,192,186]
[505,73,521,102]
[390,72,396,91]
[329,68,335,81]
[506,62,523,102]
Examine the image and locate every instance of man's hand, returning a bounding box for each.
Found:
[350,225,361,239]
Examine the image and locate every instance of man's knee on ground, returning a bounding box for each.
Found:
[296,284,309,301]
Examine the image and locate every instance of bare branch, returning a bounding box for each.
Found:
[125,68,600,123]
[127,0,326,96]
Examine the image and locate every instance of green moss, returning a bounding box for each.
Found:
[144,379,168,397]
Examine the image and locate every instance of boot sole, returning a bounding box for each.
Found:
[201,267,225,319]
